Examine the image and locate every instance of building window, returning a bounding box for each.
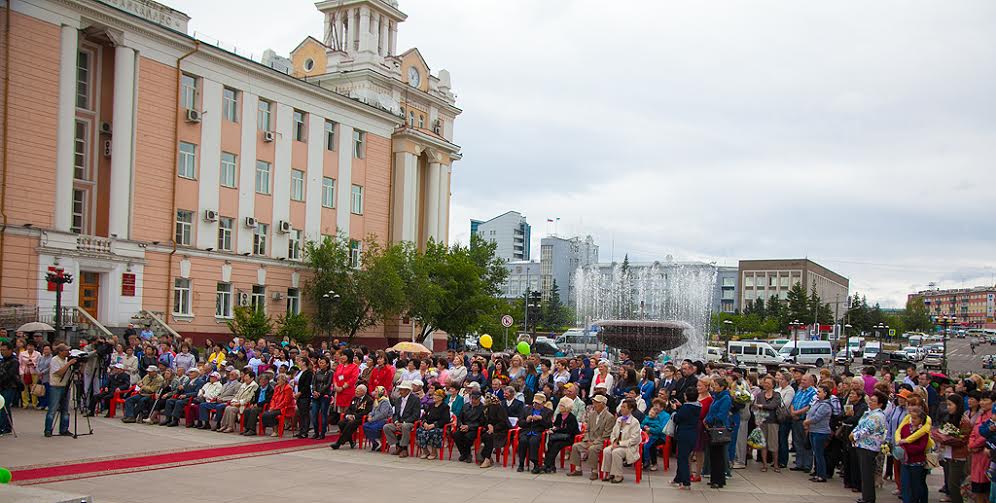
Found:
[350,185,363,214]
[408,111,415,128]
[255,160,271,194]
[349,239,362,268]
[216,282,233,318]
[290,169,305,201]
[251,285,265,312]
[180,74,197,110]
[293,110,306,141]
[780,276,790,288]
[253,223,268,255]
[257,99,272,131]
[325,120,336,151]
[744,275,754,287]
[418,114,425,129]
[288,229,302,260]
[178,142,197,179]
[722,277,735,288]
[217,217,233,251]
[76,50,91,110]
[173,278,192,315]
[220,152,237,188]
[74,120,88,180]
[222,87,238,122]
[322,177,336,208]
[286,288,300,315]
[352,130,365,159]
[769,276,777,288]
[175,209,193,245]
[71,189,86,234]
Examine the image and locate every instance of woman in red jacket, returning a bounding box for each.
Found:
[367,352,395,396]
[261,374,294,437]
[898,408,930,503]
[333,349,360,418]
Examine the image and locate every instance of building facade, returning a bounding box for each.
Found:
[539,235,598,303]
[501,260,540,300]
[471,211,530,262]
[0,0,459,348]
[738,259,849,311]
[713,266,738,313]
[909,286,996,327]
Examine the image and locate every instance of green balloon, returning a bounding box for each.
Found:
[516,341,530,355]
[0,467,11,484]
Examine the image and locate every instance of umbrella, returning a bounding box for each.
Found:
[391,341,432,354]
[17,322,55,333]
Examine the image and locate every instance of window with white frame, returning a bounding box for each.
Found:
[257,99,272,131]
[352,130,365,159]
[173,278,192,315]
[290,170,305,201]
[180,74,197,110]
[322,177,336,208]
[286,288,300,315]
[408,111,415,128]
[74,120,88,180]
[175,209,193,245]
[350,184,363,214]
[222,87,238,122]
[349,240,362,268]
[178,142,197,179]
[293,110,306,141]
[288,229,302,260]
[325,120,336,150]
[216,282,233,318]
[76,50,91,110]
[217,217,233,251]
[71,189,86,234]
[255,160,271,194]
[418,114,425,129]
[253,223,268,255]
[220,152,237,188]
[251,285,265,312]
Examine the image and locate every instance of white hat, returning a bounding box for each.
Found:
[411,379,424,388]
[594,382,608,390]
[112,363,125,369]
[592,395,608,404]
[210,371,221,379]
[145,365,159,372]
[558,397,574,410]
[398,381,413,390]
[187,367,200,374]
[468,382,481,389]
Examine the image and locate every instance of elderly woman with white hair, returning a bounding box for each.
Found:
[590,359,615,397]
[542,396,581,473]
[330,383,372,449]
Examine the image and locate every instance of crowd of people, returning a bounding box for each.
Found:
[3,329,996,500]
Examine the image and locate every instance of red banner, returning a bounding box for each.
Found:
[121,273,136,297]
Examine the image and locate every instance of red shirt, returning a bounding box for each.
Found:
[368,365,395,395]
[899,422,929,464]
[269,383,294,417]
[333,363,360,408]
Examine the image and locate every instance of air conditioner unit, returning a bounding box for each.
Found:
[262,130,275,142]
[237,292,250,306]
[244,216,258,228]
[203,209,218,222]
[185,109,202,123]
[271,292,283,301]
[99,122,112,135]
[278,220,292,233]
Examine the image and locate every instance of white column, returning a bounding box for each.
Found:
[196,80,222,249]
[389,21,397,56]
[237,93,258,254]
[424,162,440,243]
[336,124,354,235]
[54,25,78,233]
[304,114,324,241]
[323,13,332,47]
[379,16,388,56]
[391,151,417,243]
[358,6,371,53]
[346,9,355,52]
[436,164,451,244]
[108,45,136,239]
[271,103,293,257]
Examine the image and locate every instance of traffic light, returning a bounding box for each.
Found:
[526,290,542,332]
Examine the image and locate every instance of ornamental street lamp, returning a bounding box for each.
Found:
[722,319,734,343]
[935,314,956,373]
[321,290,341,339]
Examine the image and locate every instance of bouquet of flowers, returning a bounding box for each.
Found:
[940,423,963,438]
[733,389,753,405]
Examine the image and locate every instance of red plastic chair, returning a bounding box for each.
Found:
[657,436,671,471]
[503,427,521,467]
[107,388,133,418]
[634,431,649,484]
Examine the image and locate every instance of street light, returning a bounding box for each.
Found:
[790,319,803,346]
[935,314,957,373]
[873,323,888,342]
[722,319,733,343]
[321,290,341,339]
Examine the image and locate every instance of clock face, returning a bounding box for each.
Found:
[408,67,421,88]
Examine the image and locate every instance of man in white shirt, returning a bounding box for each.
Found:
[44,344,77,437]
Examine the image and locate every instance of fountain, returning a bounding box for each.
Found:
[574,259,717,361]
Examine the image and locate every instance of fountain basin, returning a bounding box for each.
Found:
[595,319,692,362]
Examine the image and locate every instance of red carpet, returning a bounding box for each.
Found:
[11,436,336,485]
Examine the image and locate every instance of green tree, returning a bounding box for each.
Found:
[766,295,783,324]
[903,297,934,331]
[540,280,570,331]
[786,281,810,322]
[276,312,311,343]
[227,305,272,340]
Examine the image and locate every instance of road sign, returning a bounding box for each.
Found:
[501,315,514,328]
[889,329,896,337]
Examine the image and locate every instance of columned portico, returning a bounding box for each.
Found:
[391,149,418,243]
[54,24,79,233]
[424,161,440,242]
[108,44,137,239]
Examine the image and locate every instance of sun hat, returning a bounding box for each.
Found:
[145,365,159,372]
[532,393,547,404]
[592,395,608,404]
[398,381,413,390]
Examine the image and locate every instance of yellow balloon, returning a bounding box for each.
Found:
[479,334,493,349]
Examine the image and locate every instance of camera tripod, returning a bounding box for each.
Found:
[65,363,95,438]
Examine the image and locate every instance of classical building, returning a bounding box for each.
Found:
[909,286,996,327]
[471,210,531,262]
[0,0,460,349]
[737,259,849,311]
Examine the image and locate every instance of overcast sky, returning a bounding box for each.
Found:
[167,0,996,308]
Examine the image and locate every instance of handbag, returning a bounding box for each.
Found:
[663,418,676,437]
[892,444,907,463]
[548,432,570,443]
[31,383,46,397]
[708,426,732,444]
[925,449,940,469]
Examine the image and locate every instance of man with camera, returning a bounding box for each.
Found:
[45,344,77,437]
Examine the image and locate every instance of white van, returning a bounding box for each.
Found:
[908,334,923,347]
[727,341,785,366]
[555,329,599,355]
[706,346,724,362]
[848,337,866,357]
[779,340,833,367]
[863,341,882,362]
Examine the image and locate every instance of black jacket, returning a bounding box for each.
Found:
[296,369,313,399]
[0,355,18,390]
[105,372,132,393]
[393,392,421,424]
[518,405,554,436]
[458,402,484,431]
[502,398,524,419]
[423,402,450,429]
[673,374,698,403]
[345,394,373,418]
[550,410,581,439]
[483,403,510,439]
[312,369,332,398]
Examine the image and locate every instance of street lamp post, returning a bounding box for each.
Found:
[321,290,340,340]
[935,314,956,374]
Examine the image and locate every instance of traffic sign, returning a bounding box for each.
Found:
[889,329,896,337]
[501,315,514,328]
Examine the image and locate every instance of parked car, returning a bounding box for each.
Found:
[874,351,914,367]
[862,342,882,363]
[532,337,565,357]
[555,329,599,355]
[923,351,944,370]
[903,346,926,362]
[835,349,854,365]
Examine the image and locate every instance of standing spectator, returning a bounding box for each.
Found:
[704,377,732,489]
[804,384,833,483]
[898,407,930,503]
[967,398,993,503]
[932,394,971,503]
[332,349,360,425]
[0,341,20,435]
[367,352,395,395]
[174,344,196,375]
[140,325,154,341]
[35,344,53,410]
[672,387,702,489]
[753,375,783,472]
[692,377,714,482]
[862,367,879,396]
[17,342,39,409]
[44,344,77,437]
[293,358,313,438]
[310,357,333,439]
[790,374,817,473]
[851,391,889,503]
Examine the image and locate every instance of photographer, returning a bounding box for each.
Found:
[88,363,132,417]
[81,336,113,402]
[45,344,77,437]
